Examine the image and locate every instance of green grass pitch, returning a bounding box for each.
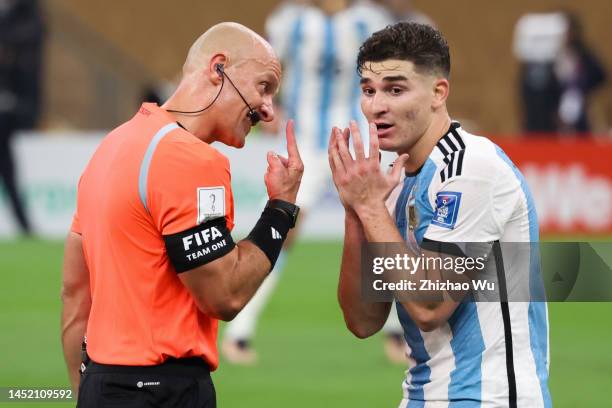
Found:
[0,238,610,407]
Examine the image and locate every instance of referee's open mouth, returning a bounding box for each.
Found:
[375,122,394,137]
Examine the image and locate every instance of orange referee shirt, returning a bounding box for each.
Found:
[71,103,235,369]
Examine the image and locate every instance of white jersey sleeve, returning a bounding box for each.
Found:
[264,1,301,62]
[423,150,521,243]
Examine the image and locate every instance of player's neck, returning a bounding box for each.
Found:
[403,115,452,173]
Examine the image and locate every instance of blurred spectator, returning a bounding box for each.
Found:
[513,12,565,134]
[381,0,435,26]
[0,0,45,235]
[555,11,606,134]
[514,11,607,136]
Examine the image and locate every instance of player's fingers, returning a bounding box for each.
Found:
[285,120,302,162]
[389,153,410,181]
[350,120,365,160]
[337,127,354,167]
[328,127,339,171]
[328,126,339,156]
[368,122,380,164]
[342,127,350,144]
[329,129,346,175]
[336,127,350,151]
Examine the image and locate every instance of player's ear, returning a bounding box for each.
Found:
[431,77,449,109]
[209,54,228,85]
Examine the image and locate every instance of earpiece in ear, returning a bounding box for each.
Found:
[215,64,224,76]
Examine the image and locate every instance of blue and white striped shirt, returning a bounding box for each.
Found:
[266,0,391,153]
[388,123,551,407]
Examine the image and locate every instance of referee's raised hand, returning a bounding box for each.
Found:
[264,119,304,203]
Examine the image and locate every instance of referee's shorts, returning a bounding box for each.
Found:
[76,357,216,408]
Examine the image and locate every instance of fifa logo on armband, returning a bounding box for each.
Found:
[182,226,223,251]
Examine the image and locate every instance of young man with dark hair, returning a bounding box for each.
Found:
[329,22,551,407]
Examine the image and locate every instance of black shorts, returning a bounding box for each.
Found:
[76,357,216,408]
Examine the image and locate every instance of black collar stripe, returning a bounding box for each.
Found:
[440,150,465,182]
[440,168,447,183]
[436,140,450,157]
[442,134,459,151]
[447,151,456,180]
[450,127,466,149]
[456,150,465,176]
[437,122,466,182]
[436,122,464,157]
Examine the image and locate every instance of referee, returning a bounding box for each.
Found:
[61,22,303,407]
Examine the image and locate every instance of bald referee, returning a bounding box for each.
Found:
[61,22,303,407]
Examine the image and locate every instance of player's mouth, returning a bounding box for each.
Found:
[375,122,394,137]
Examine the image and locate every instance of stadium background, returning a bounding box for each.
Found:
[1,0,611,407]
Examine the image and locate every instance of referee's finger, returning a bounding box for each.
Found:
[285,120,301,163]
[267,151,283,170]
[278,155,289,167]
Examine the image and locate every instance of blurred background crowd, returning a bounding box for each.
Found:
[0,0,610,239]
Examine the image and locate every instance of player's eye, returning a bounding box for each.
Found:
[361,87,375,96]
[389,87,404,95]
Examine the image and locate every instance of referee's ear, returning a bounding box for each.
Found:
[209,54,228,85]
[431,77,450,109]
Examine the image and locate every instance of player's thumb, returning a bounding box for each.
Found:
[390,154,410,180]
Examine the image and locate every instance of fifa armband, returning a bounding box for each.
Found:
[163,217,236,273]
[246,200,300,270]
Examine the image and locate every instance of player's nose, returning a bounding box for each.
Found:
[371,93,389,114]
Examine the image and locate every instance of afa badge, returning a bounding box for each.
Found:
[431,191,462,229]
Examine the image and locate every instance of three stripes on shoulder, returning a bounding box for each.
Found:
[437,130,465,183]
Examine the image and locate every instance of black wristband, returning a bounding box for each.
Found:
[246,206,292,270]
[266,199,300,228]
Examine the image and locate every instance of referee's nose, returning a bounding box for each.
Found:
[258,98,275,122]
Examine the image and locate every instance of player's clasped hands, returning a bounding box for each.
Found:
[264,119,304,204]
[328,120,409,214]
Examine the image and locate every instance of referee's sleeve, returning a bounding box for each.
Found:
[146,137,236,271]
